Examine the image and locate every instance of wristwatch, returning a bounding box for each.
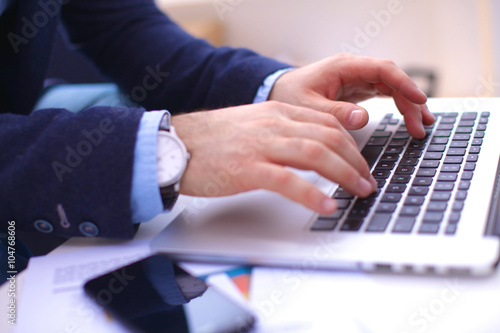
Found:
[157,112,190,210]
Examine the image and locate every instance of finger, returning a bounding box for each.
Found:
[392,91,426,139]
[275,122,362,172]
[304,96,370,130]
[346,57,428,104]
[420,104,436,126]
[246,162,338,214]
[270,102,358,146]
[263,137,376,197]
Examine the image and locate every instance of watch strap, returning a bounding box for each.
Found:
[160,184,179,211]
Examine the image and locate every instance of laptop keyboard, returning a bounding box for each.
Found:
[311,111,490,235]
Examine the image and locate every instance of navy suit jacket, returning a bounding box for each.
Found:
[0,0,288,239]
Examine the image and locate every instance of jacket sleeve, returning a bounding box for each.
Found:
[60,0,290,113]
[0,107,145,239]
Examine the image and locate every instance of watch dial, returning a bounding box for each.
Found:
[158,134,186,186]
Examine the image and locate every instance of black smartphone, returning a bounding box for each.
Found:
[83,254,255,333]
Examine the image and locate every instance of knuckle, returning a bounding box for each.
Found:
[301,140,326,160]
[325,129,345,147]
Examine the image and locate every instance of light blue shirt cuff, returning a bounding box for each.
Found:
[253,68,294,103]
[130,110,168,223]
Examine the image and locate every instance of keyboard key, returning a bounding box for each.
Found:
[395,166,415,175]
[481,111,490,117]
[437,173,457,182]
[399,206,420,216]
[458,120,475,127]
[366,214,392,232]
[427,201,448,212]
[375,124,387,131]
[424,152,443,160]
[419,223,441,234]
[450,141,468,148]
[466,154,478,162]
[380,153,400,162]
[463,162,476,171]
[458,181,470,190]
[311,218,339,231]
[452,201,464,211]
[479,117,489,124]
[434,182,454,191]
[427,145,446,152]
[389,139,408,147]
[444,156,463,164]
[385,146,404,154]
[461,171,474,181]
[334,188,354,199]
[423,212,444,223]
[413,177,433,186]
[381,193,402,202]
[409,186,429,196]
[420,160,440,168]
[455,127,473,134]
[361,146,384,169]
[440,117,456,124]
[391,175,411,183]
[453,134,470,141]
[393,132,410,140]
[431,191,451,201]
[403,150,422,158]
[474,131,485,139]
[433,130,452,137]
[373,169,391,178]
[392,217,416,233]
[441,164,461,173]
[340,217,364,231]
[336,199,352,209]
[376,203,398,213]
[408,141,426,149]
[371,131,392,137]
[447,148,466,156]
[405,196,425,206]
[430,137,449,144]
[449,212,461,224]
[445,224,457,235]
[477,124,487,131]
[469,146,480,154]
[471,138,483,146]
[320,210,345,220]
[437,123,454,130]
[367,137,388,146]
[386,184,407,193]
[461,112,477,120]
[416,168,436,177]
[376,161,396,170]
[455,190,468,201]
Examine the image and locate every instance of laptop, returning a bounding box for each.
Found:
[151,97,500,276]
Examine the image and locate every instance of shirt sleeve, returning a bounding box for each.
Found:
[253,68,295,104]
[130,110,168,223]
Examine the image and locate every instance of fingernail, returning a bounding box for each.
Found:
[358,177,374,195]
[321,198,337,213]
[348,109,364,127]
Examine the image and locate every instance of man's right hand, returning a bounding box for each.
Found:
[171,101,377,215]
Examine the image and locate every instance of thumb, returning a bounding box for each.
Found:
[317,100,369,130]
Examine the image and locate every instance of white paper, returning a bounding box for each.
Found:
[250,267,500,333]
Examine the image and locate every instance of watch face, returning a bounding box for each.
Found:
[158,132,187,187]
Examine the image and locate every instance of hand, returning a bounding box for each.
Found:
[171,102,377,214]
[269,53,435,138]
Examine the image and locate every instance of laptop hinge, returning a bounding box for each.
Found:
[485,156,500,236]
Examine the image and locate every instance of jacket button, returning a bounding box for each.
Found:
[34,220,54,233]
[79,222,99,237]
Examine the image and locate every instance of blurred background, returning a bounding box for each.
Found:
[156,0,500,98]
